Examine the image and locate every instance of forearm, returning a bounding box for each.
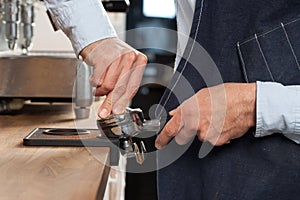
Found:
[44,0,117,56]
[255,81,300,143]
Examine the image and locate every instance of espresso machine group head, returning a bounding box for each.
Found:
[0,0,130,51]
[1,0,34,52]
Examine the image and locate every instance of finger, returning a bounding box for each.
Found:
[93,58,122,96]
[109,52,139,113]
[173,105,199,145]
[89,62,110,87]
[113,56,146,113]
[90,67,107,87]
[125,54,146,99]
[98,92,113,118]
[155,109,183,149]
[85,40,124,86]
[174,124,198,146]
[169,108,177,116]
[110,71,132,114]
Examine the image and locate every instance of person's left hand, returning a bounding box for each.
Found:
[155,83,257,149]
[80,37,147,118]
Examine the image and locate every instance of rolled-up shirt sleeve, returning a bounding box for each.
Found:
[255,81,300,144]
[44,0,117,56]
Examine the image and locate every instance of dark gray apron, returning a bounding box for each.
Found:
[157,0,300,199]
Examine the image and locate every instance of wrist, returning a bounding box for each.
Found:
[80,37,116,60]
[245,82,257,128]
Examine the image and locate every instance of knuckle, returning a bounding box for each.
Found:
[197,133,206,141]
[164,125,177,137]
[126,52,137,63]
[114,84,127,94]
[102,83,114,92]
[138,54,148,64]
[200,119,210,130]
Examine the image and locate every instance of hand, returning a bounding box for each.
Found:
[81,37,147,118]
[155,83,256,149]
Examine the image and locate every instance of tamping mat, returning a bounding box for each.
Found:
[23,128,120,166]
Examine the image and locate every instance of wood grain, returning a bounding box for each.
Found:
[0,103,111,200]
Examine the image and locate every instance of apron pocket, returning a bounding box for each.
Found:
[237,17,300,85]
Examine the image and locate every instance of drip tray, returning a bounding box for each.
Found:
[23,128,120,166]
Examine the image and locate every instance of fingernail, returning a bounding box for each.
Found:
[113,106,124,114]
[169,109,176,116]
[155,140,162,150]
[99,108,109,118]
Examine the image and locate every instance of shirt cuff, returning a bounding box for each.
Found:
[255,81,300,143]
[45,0,117,56]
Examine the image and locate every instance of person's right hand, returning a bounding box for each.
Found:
[80,37,147,118]
[155,83,256,149]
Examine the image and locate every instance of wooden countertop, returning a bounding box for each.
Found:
[0,103,111,200]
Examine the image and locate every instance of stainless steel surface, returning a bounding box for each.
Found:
[3,0,20,50]
[97,108,160,164]
[133,142,143,165]
[74,61,93,119]
[0,1,93,119]
[98,108,145,138]
[20,0,34,50]
[0,55,77,98]
[0,54,93,119]
[74,107,91,119]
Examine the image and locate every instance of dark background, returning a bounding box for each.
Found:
[125,0,176,199]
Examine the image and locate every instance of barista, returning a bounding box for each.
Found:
[45,0,300,199]
[45,0,147,119]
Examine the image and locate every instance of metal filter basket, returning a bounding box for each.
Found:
[97,108,160,164]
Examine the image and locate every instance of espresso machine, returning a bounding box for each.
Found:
[0,0,130,119]
[0,0,93,119]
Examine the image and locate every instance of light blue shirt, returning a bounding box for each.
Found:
[44,0,116,56]
[45,0,300,144]
[256,81,300,143]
